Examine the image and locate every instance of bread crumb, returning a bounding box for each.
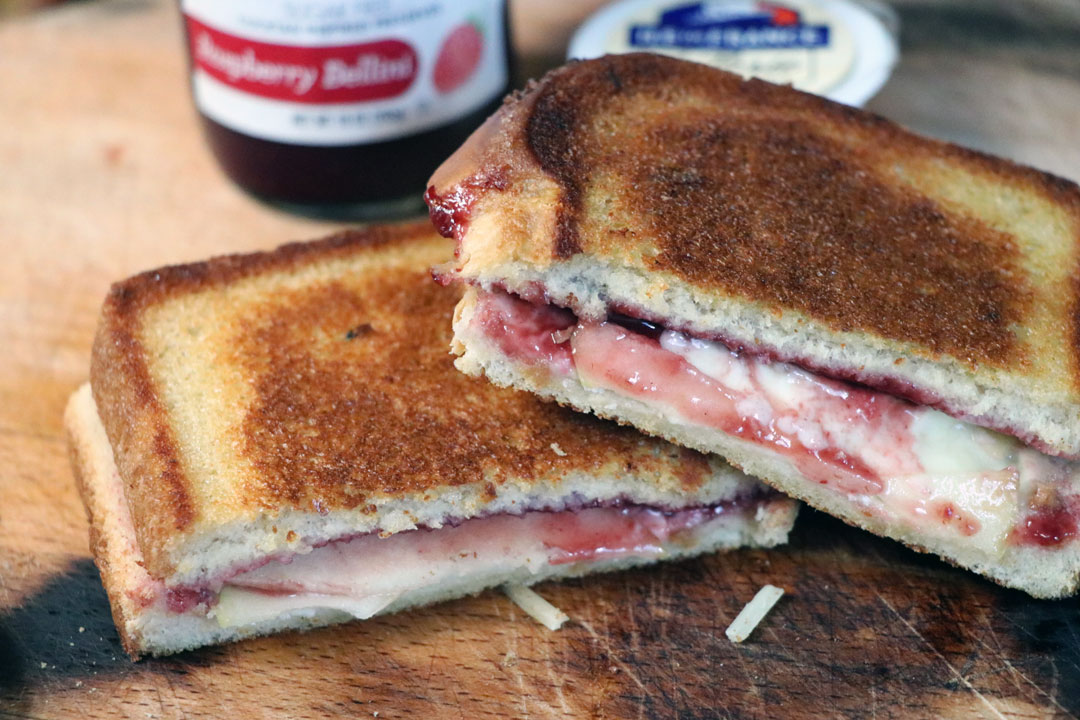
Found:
[550,443,567,457]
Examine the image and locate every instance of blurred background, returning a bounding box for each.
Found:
[3,0,1078,182]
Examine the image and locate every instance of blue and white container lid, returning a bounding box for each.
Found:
[568,0,898,107]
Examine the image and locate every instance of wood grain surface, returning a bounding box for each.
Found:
[1,1,1079,718]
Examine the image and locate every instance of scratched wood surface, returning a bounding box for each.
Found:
[1,1,1079,718]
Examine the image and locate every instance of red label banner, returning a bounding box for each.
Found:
[186,16,418,104]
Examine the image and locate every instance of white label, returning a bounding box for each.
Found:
[606,0,854,95]
[181,0,508,146]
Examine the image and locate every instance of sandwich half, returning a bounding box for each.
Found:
[427,53,1080,598]
[65,220,796,658]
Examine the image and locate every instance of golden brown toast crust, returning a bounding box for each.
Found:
[90,220,743,582]
[429,52,1080,372]
[236,264,712,507]
[90,224,429,575]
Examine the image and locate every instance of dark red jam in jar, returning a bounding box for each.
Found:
[179,1,511,218]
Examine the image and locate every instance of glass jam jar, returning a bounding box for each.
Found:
[179,0,511,218]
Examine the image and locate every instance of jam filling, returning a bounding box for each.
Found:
[164,497,766,613]
[474,290,895,496]
[1016,499,1080,547]
[165,586,216,614]
[472,288,1080,550]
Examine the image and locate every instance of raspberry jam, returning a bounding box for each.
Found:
[180,0,511,218]
[1016,504,1079,547]
[424,169,508,241]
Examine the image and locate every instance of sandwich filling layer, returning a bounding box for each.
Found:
[470,289,1080,557]
[161,498,773,628]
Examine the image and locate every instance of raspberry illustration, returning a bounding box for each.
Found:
[433,20,484,94]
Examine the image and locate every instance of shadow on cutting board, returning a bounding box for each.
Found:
[0,558,217,702]
[0,557,228,717]
[0,558,127,689]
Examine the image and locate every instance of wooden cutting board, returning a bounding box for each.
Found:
[1,1,1078,718]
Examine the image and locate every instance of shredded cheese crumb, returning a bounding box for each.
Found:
[725,585,784,643]
[550,442,567,457]
[503,584,569,631]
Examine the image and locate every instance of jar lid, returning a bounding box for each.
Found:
[568,0,898,107]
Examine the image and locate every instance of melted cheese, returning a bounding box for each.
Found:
[471,288,1080,552]
[569,323,1070,557]
[207,504,738,628]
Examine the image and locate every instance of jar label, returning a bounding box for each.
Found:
[181,0,507,146]
[591,1,855,97]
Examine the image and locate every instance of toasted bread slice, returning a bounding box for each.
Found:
[429,55,1080,598]
[428,53,1080,459]
[72,220,796,657]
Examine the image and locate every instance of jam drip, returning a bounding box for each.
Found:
[424,170,508,242]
